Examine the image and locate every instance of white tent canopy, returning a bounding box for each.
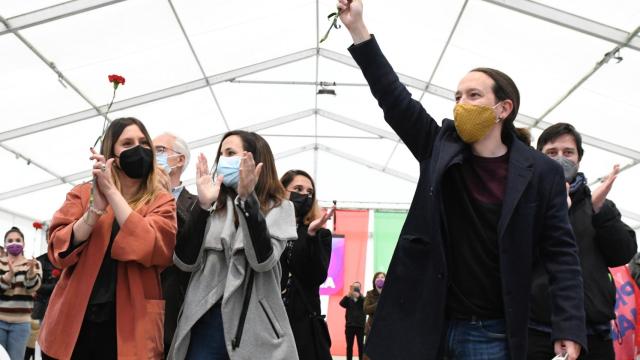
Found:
[1,0,639,252]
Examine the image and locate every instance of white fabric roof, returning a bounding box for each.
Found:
[1,0,639,247]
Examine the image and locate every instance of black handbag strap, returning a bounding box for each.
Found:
[232,269,255,350]
[291,274,332,356]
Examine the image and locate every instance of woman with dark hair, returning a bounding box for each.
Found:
[39,117,177,359]
[0,226,41,360]
[280,169,334,360]
[170,131,298,360]
[337,1,587,359]
[363,271,385,338]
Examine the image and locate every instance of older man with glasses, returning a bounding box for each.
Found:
[152,132,197,357]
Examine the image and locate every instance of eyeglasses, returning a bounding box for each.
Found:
[154,145,182,155]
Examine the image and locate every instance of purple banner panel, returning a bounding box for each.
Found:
[319,235,345,295]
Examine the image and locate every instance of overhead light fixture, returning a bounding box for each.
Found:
[317,81,337,96]
[317,88,336,95]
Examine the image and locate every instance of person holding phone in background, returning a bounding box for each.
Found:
[340,281,366,360]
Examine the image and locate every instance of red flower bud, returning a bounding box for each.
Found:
[32,221,43,230]
[107,74,125,86]
[51,269,61,278]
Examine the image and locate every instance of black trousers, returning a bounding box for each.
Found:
[527,328,614,360]
[346,326,364,360]
[42,315,117,360]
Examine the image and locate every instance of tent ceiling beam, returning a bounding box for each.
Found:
[316,144,417,183]
[230,79,367,87]
[316,109,399,141]
[1,103,407,200]
[167,0,230,131]
[262,134,379,140]
[0,15,113,126]
[185,143,418,185]
[0,169,87,202]
[536,126,640,161]
[313,0,321,183]
[419,0,469,102]
[0,45,636,165]
[0,0,126,36]
[319,48,640,162]
[481,0,640,52]
[0,109,316,201]
[0,109,406,202]
[318,48,454,99]
[0,48,317,143]
[532,26,640,128]
[275,144,318,160]
[188,109,316,148]
[0,142,76,195]
[2,44,637,162]
[182,143,319,187]
[0,206,37,222]
[621,209,640,223]
[4,0,638,50]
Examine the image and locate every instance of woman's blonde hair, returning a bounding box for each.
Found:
[100,117,162,210]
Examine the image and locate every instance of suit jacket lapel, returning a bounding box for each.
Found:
[176,188,196,221]
[498,140,534,241]
[431,131,465,189]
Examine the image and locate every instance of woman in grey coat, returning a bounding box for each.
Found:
[169,131,298,360]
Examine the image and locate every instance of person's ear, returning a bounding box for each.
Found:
[498,99,513,121]
[176,154,186,167]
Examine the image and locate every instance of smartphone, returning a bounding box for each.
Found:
[551,353,568,360]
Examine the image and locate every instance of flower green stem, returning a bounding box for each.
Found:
[90,86,117,207]
[93,86,117,148]
[319,9,342,43]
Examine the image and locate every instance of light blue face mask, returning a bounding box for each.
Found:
[156,152,180,174]
[216,156,241,188]
[156,153,171,174]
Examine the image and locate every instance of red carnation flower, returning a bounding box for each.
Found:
[32,221,43,230]
[108,74,125,89]
[51,269,61,278]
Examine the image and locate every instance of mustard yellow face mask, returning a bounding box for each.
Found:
[453,103,501,143]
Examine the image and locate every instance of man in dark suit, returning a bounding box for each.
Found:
[153,132,197,357]
[338,1,586,359]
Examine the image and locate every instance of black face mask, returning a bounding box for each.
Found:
[289,191,313,219]
[117,145,153,179]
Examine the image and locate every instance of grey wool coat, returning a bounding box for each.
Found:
[169,195,299,360]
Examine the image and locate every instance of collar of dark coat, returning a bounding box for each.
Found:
[435,119,535,240]
[176,187,197,218]
[569,178,590,206]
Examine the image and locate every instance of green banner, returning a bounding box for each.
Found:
[373,210,407,274]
